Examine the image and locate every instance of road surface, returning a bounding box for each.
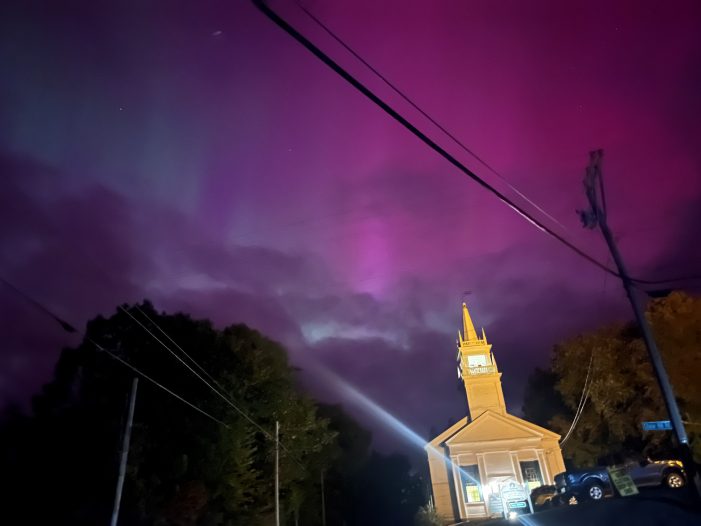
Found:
[488,487,701,526]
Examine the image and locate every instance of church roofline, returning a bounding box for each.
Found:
[443,410,561,445]
[425,417,469,449]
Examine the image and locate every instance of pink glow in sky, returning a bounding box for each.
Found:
[1,0,700,451]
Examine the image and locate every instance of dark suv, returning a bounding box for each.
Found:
[554,458,685,502]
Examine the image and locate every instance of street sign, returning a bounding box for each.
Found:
[642,420,672,431]
[508,501,527,509]
[608,467,639,497]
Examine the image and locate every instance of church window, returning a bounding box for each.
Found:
[460,465,483,503]
[519,460,543,491]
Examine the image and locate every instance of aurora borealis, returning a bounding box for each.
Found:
[2,0,700,451]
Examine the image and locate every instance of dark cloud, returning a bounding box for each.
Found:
[0,153,139,402]
[2,0,701,459]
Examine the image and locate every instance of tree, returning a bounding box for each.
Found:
[346,452,424,526]
[0,302,429,525]
[414,502,442,526]
[523,292,701,466]
[300,404,427,526]
[0,302,337,526]
[521,367,570,430]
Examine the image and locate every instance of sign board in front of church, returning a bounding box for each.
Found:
[500,481,527,502]
[499,481,531,514]
[487,494,503,515]
[607,467,639,497]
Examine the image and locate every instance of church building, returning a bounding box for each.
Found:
[426,303,565,522]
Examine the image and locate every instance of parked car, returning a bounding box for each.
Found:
[530,485,558,510]
[554,458,686,502]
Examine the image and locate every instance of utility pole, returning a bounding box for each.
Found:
[275,420,280,526]
[110,377,139,526]
[320,470,327,526]
[579,150,699,501]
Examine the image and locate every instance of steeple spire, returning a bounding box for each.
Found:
[461,302,479,343]
[457,302,506,418]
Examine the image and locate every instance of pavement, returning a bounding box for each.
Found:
[484,487,701,526]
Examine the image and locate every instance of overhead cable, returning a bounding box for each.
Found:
[90,336,231,428]
[295,1,567,231]
[252,0,621,280]
[257,1,701,289]
[560,350,594,447]
[633,274,701,287]
[0,276,230,429]
[121,305,306,468]
[133,304,233,399]
[118,306,276,441]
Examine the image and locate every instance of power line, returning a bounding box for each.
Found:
[592,160,700,287]
[634,274,701,287]
[257,1,701,290]
[1,273,311,469]
[295,1,567,232]
[252,0,621,280]
[559,394,589,448]
[121,305,307,469]
[90,337,230,428]
[0,276,230,429]
[0,276,77,333]
[2,276,322,505]
[118,306,276,441]
[560,349,594,447]
[133,304,231,399]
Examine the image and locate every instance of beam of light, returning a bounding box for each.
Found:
[315,364,428,450]
[517,512,541,526]
[310,363,480,485]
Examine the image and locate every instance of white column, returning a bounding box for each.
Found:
[510,452,523,483]
[451,456,467,519]
[537,449,551,484]
[476,453,489,518]
[476,453,487,482]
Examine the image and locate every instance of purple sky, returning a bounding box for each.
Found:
[2,0,700,453]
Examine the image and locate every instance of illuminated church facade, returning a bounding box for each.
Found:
[426,303,565,522]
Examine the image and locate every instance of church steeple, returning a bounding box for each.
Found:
[461,302,479,343]
[456,303,507,419]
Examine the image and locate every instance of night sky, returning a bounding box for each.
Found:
[2,0,701,453]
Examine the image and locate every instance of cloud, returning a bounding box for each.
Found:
[2,0,701,460]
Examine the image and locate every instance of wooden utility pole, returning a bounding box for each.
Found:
[110,377,139,526]
[275,420,280,526]
[320,470,327,526]
[579,150,699,501]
